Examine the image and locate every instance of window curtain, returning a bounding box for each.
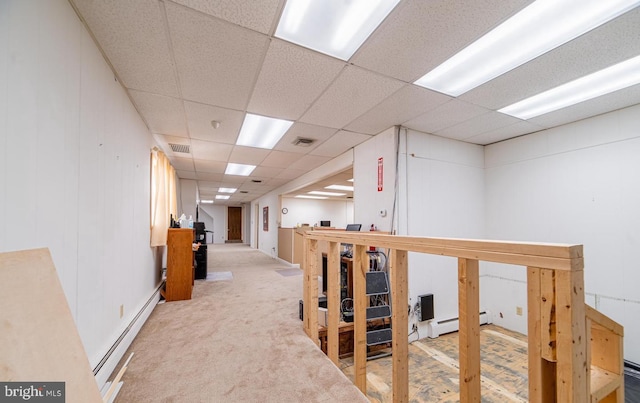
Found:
[150,149,177,247]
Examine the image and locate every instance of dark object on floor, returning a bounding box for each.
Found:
[626,370,640,403]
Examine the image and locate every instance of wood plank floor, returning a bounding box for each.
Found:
[339,324,529,402]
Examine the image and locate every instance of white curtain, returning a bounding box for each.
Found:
[150,149,177,247]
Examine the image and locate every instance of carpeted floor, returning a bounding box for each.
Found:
[112,243,367,403]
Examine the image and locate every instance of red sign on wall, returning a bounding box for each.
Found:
[377,157,383,192]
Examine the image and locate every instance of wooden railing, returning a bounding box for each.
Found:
[301,231,624,402]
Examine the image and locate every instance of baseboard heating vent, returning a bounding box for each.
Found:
[426,311,491,338]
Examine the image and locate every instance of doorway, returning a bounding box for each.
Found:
[227,206,242,243]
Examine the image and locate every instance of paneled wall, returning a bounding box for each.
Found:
[0,0,159,376]
[484,103,640,363]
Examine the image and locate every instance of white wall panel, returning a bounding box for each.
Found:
[484,103,640,363]
[0,0,9,253]
[0,0,159,377]
[280,198,353,229]
[402,129,485,328]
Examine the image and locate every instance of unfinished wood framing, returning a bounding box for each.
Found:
[458,258,481,402]
[326,241,340,365]
[390,249,409,403]
[300,231,624,403]
[353,244,368,394]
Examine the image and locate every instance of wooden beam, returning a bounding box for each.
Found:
[527,267,557,403]
[304,238,319,346]
[390,249,409,403]
[353,245,368,394]
[555,269,588,402]
[326,242,340,365]
[540,268,557,362]
[458,258,480,403]
[305,232,583,271]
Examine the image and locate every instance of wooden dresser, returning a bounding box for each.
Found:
[165,228,194,301]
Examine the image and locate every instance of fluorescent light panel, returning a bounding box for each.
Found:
[308,191,346,196]
[218,187,237,193]
[215,195,230,200]
[200,200,214,204]
[414,0,640,96]
[296,195,328,200]
[499,55,640,119]
[325,184,354,191]
[225,163,256,176]
[275,0,400,60]
[236,113,293,149]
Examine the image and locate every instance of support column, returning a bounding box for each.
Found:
[458,258,480,402]
[327,241,340,364]
[390,249,408,403]
[353,244,368,394]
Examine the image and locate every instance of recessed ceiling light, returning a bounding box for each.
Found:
[215,195,230,200]
[414,0,640,96]
[225,163,256,176]
[275,0,401,61]
[295,195,328,200]
[218,187,237,193]
[325,184,354,191]
[499,54,640,120]
[200,200,214,204]
[236,113,293,149]
[308,191,346,196]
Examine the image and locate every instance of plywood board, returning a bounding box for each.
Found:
[0,248,102,403]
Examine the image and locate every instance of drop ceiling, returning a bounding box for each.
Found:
[70,0,640,205]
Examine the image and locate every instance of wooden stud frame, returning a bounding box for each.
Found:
[300,230,623,403]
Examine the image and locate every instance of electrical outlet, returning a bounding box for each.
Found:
[516,306,523,316]
[412,323,418,332]
[120,304,124,318]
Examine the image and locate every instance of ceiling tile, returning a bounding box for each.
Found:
[184,101,244,144]
[170,0,281,34]
[352,0,532,81]
[300,66,404,129]
[171,156,195,171]
[288,154,332,171]
[190,139,233,161]
[465,120,546,145]
[195,173,223,182]
[274,123,338,153]
[129,90,187,136]
[166,2,269,109]
[404,99,490,134]
[276,169,307,180]
[196,180,223,189]
[248,39,345,120]
[346,84,451,135]
[528,84,640,128]
[72,0,179,96]
[461,7,640,109]
[434,111,522,141]
[193,159,227,173]
[260,150,304,169]
[228,146,270,165]
[251,166,284,178]
[310,131,372,158]
[175,170,197,180]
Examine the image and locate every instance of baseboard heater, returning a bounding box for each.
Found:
[426,311,491,339]
[93,284,162,389]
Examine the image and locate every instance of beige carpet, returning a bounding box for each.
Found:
[113,243,368,403]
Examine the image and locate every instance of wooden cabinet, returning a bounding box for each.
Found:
[165,228,194,302]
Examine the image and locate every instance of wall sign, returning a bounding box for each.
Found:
[377,157,383,192]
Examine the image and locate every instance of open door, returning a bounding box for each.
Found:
[227,206,242,242]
